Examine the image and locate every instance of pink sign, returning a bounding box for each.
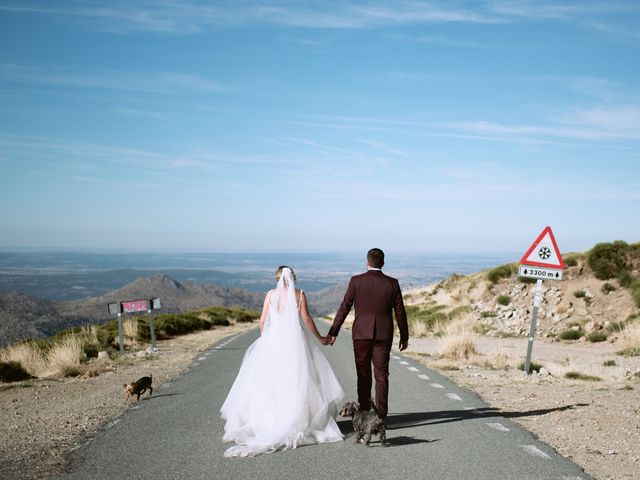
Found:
[121,300,149,313]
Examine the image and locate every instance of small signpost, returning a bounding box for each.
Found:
[107,298,161,355]
[519,226,565,374]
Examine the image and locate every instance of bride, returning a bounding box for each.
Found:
[220,266,345,457]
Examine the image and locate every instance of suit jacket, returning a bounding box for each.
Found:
[329,269,408,343]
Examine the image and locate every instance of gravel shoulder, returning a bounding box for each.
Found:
[404,335,640,480]
[0,322,257,480]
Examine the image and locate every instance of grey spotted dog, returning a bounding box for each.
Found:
[339,400,387,447]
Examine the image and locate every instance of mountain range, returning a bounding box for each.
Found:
[0,274,348,346]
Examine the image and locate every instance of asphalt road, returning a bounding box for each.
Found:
[60,327,592,480]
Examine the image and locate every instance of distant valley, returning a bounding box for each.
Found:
[0,274,348,346]
[0,251,516,346]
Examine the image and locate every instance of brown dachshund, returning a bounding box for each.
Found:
[124,375,153,403]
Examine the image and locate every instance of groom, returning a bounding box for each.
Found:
[327,248,408,420]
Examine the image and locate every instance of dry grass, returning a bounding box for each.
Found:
[123,318,139,346]
[81,324,99,345]
[410,320,429,337]
[0,342,46,377]
[1,335,88,380]
[620,323,640,356]
[486,352,512,370]
[439,322,477,360]
[43,336,83,378]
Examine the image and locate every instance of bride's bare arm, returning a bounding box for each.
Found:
[299,291,325,342]
[259,290,271,334]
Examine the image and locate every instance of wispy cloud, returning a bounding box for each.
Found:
[0,134,310,174]
[114,106,170,121]
[0,64,222,94]
[356,138,407,156]
[30,170,207,193]
[488,1,639,20]
[297,101,640,144]
[279,137,361,156]
[389,33,495,48]
[0,1,505,33]
[2,0,637,37]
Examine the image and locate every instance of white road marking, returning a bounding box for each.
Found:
[105,419,121,429]
[561,476,586,480]
[446,393,463,401]
[430,383,445,389]
[198,356,207,361]
[398,361,409,365]
[407,367,419,372]
[192,362,200,366]
[486,422,510,432]
[417,374,430,380]
[521,445,550,459]
[390,355,400,359]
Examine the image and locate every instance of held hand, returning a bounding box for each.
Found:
[399,339,408,351]
[319,336,330,345]
[328,336,336,346]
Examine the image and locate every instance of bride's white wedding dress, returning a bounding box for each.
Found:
[220,268,344,457]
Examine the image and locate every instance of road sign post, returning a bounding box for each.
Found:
[148,306,157,352]
[519,226,565,374]
[117,312,125,355]
[108,298,161,355]
[524,279,542,374]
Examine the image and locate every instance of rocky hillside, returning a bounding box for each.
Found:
[404,241,640,342]
[0,273,348,346]
[0,275,266,346]
[57,274,264,320]
[306,282,349,318]
[0,293,85,346]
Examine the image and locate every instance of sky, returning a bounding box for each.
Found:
[0,0,639,255]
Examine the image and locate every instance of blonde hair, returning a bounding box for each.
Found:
[275,265,296,282]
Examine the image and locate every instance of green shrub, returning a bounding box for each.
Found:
[601,283,616,294]
[198,306,259,324]
[587,241,629,280]
[558,329,583,341]
[518,276,537,284]
[83,344,99,358]
[587,331,608,343]
[606,321,626,333]
[497,295,511,306]
[0,361,34,383]
[573,290,587,298]
[406,304,448,334]
[564,256,579,267]
[565,371,602,381]
[473,323,491,335]
[480,311,497,318]
[517,361,544,374]
[617,270,634,288]
[630,278,640,308]
[448,305,471,320]
[487,263,516,284]
[603,360,617,367]
[153,314,212,337]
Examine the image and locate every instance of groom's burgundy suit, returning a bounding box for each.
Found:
[328,269,408,418]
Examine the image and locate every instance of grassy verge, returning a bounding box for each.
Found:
[0,305,258,382]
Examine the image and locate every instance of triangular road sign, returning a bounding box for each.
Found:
[520,226,565,269]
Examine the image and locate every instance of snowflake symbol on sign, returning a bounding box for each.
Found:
[538,246,552,260]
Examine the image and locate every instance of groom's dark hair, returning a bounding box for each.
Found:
[367,248,385,269]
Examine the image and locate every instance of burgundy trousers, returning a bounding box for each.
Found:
[353,339,393,418]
